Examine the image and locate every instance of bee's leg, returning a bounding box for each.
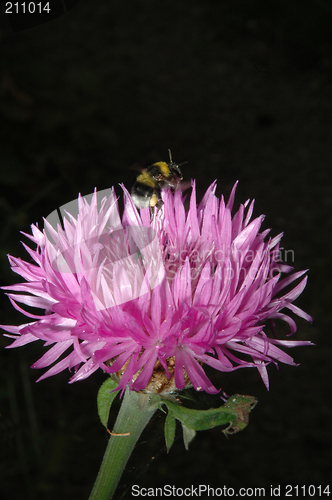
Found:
[155,186,163,209]
[149,188,163,219]
[149,206,155,220]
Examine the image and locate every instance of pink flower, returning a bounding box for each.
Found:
[1,182,312,394]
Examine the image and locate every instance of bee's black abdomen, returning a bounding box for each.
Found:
[133,182,155,198]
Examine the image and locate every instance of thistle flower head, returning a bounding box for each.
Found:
[1,182,312,394]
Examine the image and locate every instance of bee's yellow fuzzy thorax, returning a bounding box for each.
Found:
[153,161,170,176]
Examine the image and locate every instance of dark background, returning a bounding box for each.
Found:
[0,0,331,498]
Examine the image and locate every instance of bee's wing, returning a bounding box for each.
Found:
[129,163,145,173]
[177,180,191,192]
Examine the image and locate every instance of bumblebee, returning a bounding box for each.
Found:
[131,150,183,210]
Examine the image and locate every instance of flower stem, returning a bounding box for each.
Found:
[89,388,157,500]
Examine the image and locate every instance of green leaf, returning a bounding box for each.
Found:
[160,394,257,436]
[181,424,196,450]
[97,377,120,429]
[164,409,176,453]
[221,394,258,436]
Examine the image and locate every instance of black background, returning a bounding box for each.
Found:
[0,1,331,499]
